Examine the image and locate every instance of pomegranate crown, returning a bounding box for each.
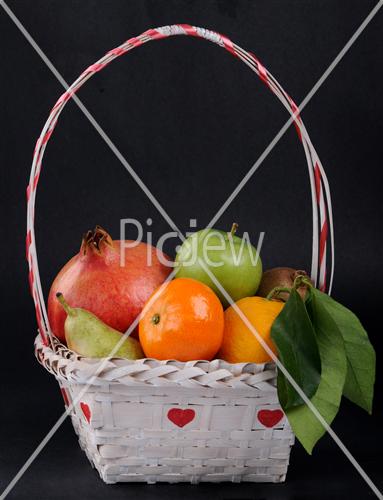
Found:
[80,225,113,255]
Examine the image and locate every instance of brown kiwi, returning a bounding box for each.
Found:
[257,267,312,301]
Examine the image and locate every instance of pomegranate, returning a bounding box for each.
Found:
[47,226,171,343]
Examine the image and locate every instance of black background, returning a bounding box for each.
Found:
[1,1,382,499]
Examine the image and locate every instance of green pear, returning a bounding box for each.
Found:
[56,293,144,359]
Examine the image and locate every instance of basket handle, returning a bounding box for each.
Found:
[26,24,334,346]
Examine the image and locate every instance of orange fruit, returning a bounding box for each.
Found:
[139,277,224,361]
[217,296,284,363]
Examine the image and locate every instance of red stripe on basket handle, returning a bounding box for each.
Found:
[318,218,328,292]
[28,269,34,296]
[126,36,144,48]
[219,32,237,57]
[287,94,302,142]
[319,220,328,267]
[26,227,48,343]
[33,171,40,190]
[314,161,328,290]
[26,230,32,261]
[248,52,270,87]
[142,28,167,40]
[52,90,73,110]
[41,128,54,145]
[35,301,48,345]
[84,62,108,74]
[60,387,70,407]
[248,52,303,143]
[320,269,327,292]
[107,46,127,57]
[179,24,199,36]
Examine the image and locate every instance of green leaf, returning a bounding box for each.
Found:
[271,289,321,409]
[286,291,347,454]
[310,289,376,414]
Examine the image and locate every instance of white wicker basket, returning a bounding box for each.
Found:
[35,336,294,484]
[28,25,334,484]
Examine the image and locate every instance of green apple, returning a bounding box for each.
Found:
[175,224,262,307]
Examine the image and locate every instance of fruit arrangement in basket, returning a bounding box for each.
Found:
[22,22,378,485]
[47,224,375,454]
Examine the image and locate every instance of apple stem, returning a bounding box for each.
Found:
[229,223,239,237]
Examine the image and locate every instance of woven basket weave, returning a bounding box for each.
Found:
[35,336,294,483]
[28,24,334,484]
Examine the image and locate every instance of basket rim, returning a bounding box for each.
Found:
[34,334,277,389]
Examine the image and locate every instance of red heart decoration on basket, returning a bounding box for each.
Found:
[80,402,91,423]
[257,409,284,428]
[167,408,195,428]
